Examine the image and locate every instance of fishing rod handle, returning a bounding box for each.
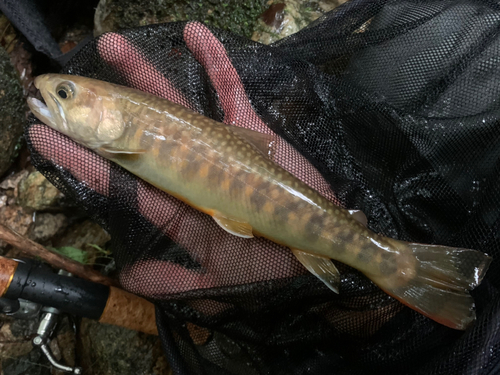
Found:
[0,256,157,335]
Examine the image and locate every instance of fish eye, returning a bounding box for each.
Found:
[56,83,74,100]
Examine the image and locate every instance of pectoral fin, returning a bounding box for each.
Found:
[291,249,340,294]
[212,212,254,238]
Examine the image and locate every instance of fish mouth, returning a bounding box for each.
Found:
[28,73,70,133]
[27,88,62,131]
[27,96,56,128]
[28,74,60,129]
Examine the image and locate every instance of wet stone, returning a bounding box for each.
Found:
[78,318,170,375]
[0,170,29,190]
[251,0,348,44]
[52,220,111,266]
[53,220,110,249]
[2,348,51,375]
[0,205,34,254]
[17,171,64,211]
[0,317,51,375]
[0,318,38,361]
[30,213,68,243]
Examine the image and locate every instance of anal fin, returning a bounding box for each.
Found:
[212,211,254,238]
[291,249,340,294]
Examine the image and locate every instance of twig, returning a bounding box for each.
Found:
[0,223,118,287]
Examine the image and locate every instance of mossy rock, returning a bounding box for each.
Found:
[0,46,25,177]
[17,171,63,210]
[78,318,170,375]
[94,0,267,39]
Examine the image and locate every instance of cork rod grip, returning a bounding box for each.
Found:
[0,257,18,297]
[98,286,158,335]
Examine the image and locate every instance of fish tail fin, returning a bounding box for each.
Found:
[369,242,491,330]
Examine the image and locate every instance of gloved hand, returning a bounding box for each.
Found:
[28,22,343,300]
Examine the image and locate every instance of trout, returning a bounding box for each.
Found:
[28,74,491,330]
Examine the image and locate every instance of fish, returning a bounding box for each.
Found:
[28,74,492,330]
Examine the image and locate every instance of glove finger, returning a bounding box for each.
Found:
[28,124,111,197]
[97,32,194,110]
[184,22,340,205]
[184,22,267,131]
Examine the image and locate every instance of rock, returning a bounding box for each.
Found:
[0,310,77,374]
[0,45,25,178]
[52,219,111,267]
[0,193,7,208]
[55,329,77,369]
[8,317,39,338]
[31,213,68,243]
[0,15,18,55]
[251,0,348,44]
[58,23,94,54]
[53,220,110,249]
[0,170,29,209]
[0,316,75,375]
[17,171,64,211]
[0,170,29,190]
[0,14,35,96]
[48,316,77,375]
[0,318,37,361]
[2,348,51,375]
[0,205,34,253]
[78,318,170,375]
[94,0,266,39]
[0,316,55,374]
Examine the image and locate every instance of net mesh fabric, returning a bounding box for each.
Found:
[25,1,500,374]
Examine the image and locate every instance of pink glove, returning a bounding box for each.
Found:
[29,22,343,303]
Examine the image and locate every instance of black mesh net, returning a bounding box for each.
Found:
[24,0,500,374]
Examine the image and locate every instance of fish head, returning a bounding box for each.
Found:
[27,74,126,150]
